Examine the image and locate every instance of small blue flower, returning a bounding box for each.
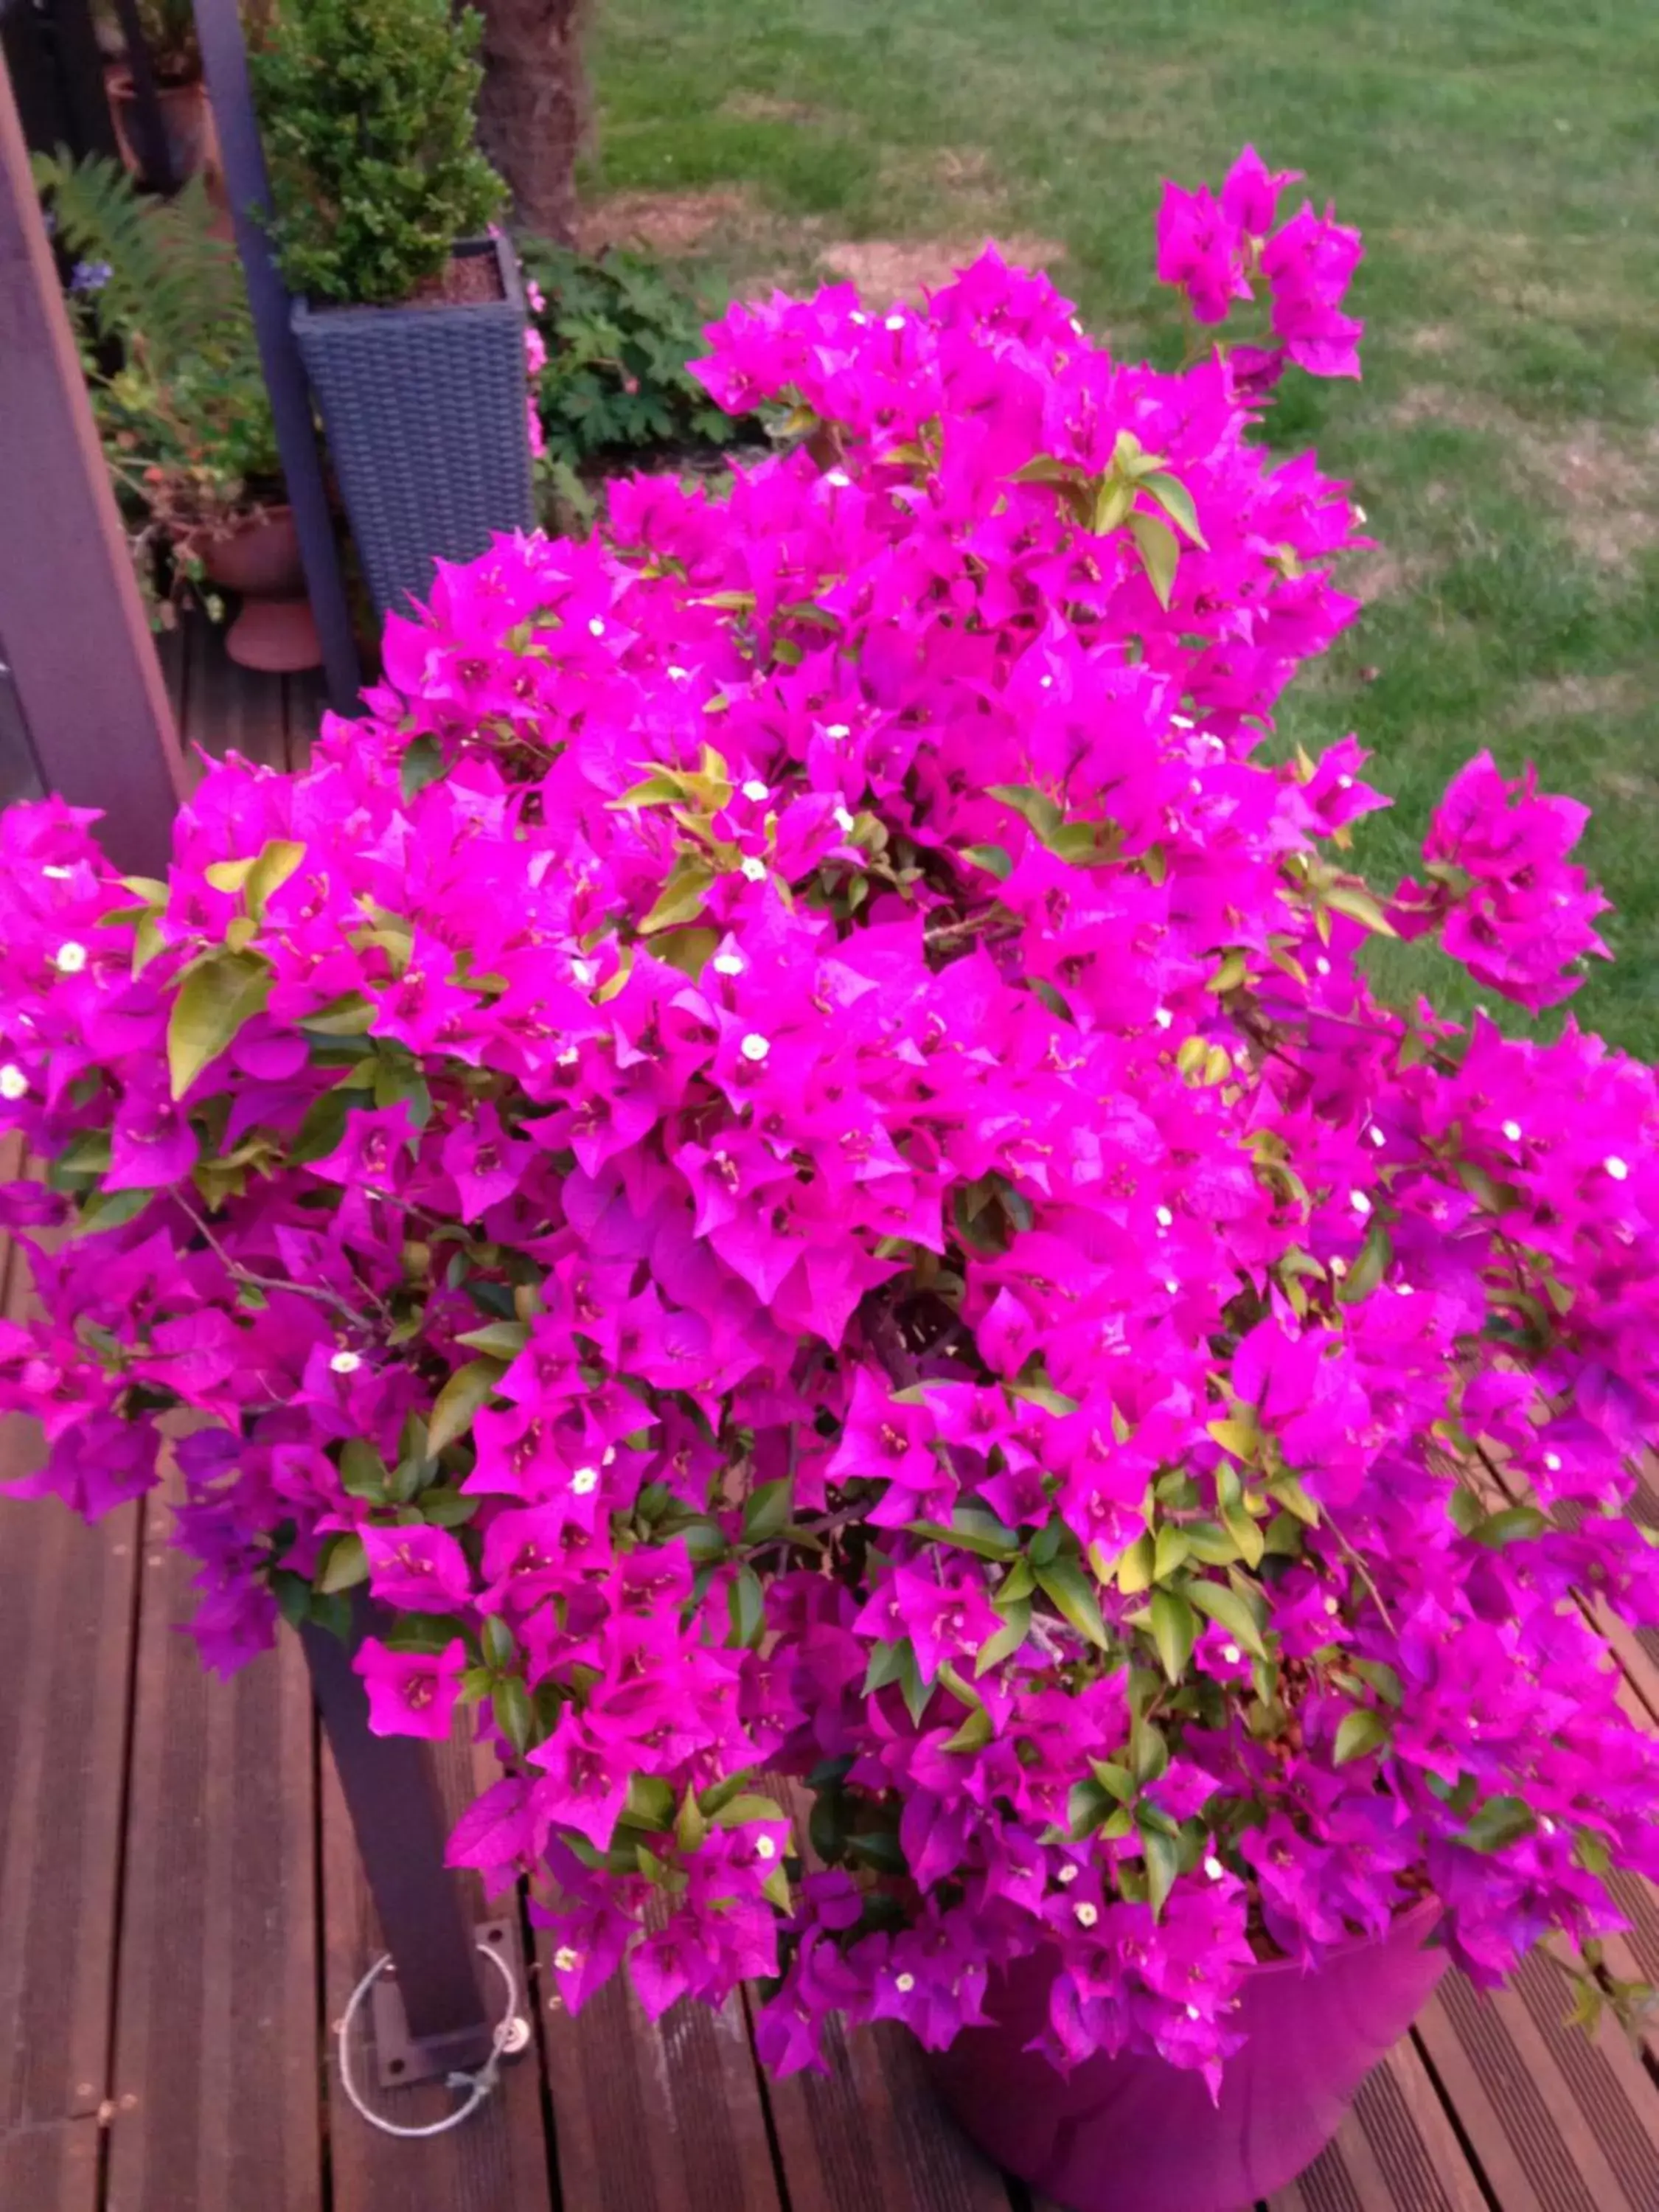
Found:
[70,258,113,295]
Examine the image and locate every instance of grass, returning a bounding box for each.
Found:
[582,0,1659,1052]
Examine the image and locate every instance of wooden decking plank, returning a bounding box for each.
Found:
[185,621,289,773]
[760,2008,1015,2212]
[1414,1964,1658,2212]
[105,1455,320,2212]
[1267,2040,1491,2212]
[0,2116,100,2210]
[537,1927,782,2212]
[0,1193,139,2135]
[321,1730,554,2212]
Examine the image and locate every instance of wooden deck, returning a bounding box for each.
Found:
[3,623,1659,2211]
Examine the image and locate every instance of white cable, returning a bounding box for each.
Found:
[336,1938,524,2139]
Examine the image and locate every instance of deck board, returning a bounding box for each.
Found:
[1268,2042,1491,2212]
[0,2117,100,2211]
[103,1457,320,2212]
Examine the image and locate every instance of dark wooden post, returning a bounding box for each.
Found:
[300,1596,493,2077]
[108,0,173,194]
[0,47,188,874]
[189,0,362,717]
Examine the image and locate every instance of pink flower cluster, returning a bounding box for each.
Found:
[1391,749,1610,1009]
[0,163,1655,2098]
[1157,144,1363,380]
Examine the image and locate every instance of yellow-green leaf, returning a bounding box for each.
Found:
[641,855,715,934]
[427,1357,507,1454]
[1034,1559,1110,1650]
[1333,1708,1390,1766]
[246,838,306,919]
[1324,883,1397,938]
[1139,470,1207,546]
[1149,1588,1197,1683]
[1207,1415,1259,1464]
[1186,1579,1269,1661]
[1129,512,1180,609]
[167,951,271,1100]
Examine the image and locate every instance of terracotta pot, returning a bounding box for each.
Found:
[926,1897,1446,2212]
[201,509,322,675]
[107,69,216,184]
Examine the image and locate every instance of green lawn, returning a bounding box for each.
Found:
[584,0,1659,1053]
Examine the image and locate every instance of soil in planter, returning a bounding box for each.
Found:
[408,253,506,310]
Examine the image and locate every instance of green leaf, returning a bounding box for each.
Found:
[1115,1531,1156,1596]
[338,1438,389,1500]
[454,1318,531,1360]
[727,1564,765,1648]
[1324,883,1398,938]
[976,1599,1030,1674]
[1138,470,1206,546]
[1034,1559,1110,1650]
[1186,1580,1270,1661]
[426,1357,506,1453]
[1152,1525,1192,1582]
[1148,1587,1197,1683]
[167,950,271,1099]
[709,1790,787,1831]
[910,1506,1021,1562]
[963,843,1013,880]
[641,855,716,933]
[1129,512,1180,609]
[1458,1794,1537,1854]
[987,783,1065,841]
[1471,1505,1547,1549]
[1140,1822,1182,1919]
[492,1676,534,1756]
[742,1478,794,1545]
[400,735,447,803]
[316,1532,368,1594]
[1333,1708,1390,1766]
[1338,1220,1394,1304]
[245,838,307,919]
[481,1614,517,1670]
[846,1829,907,1874]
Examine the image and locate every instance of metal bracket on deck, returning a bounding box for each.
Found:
[367,1916,529,2090]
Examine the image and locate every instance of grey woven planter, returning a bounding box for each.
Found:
[293,234,533,623]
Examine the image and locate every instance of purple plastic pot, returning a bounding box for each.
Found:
[927,1898,1445,2212]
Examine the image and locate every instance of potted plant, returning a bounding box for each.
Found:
[102,0,215,184]
[1,154,1654,2212]
[251,0,531,622]
[36,152,321,672]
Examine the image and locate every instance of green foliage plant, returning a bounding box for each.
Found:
[250,0,507,309]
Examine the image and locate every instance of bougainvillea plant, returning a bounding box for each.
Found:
[1,150,1655,2096]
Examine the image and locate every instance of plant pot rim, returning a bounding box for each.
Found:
[1234,1890,1441,1980]
[291,232,526,329]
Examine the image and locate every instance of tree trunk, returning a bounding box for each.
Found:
[473,0,589,246]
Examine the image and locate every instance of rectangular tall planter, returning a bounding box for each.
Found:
[293,232,533,623]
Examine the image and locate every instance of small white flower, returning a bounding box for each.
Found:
[1221,1643,1242,1664]
[1337,773,1354,790]
[1324,1596,1340,1616]
[1189,778,1203,796]
[602,1446,617,1466]
[668,664,689,681]
[712,952,745,977]
[1056,1863,1079,1886]
[1155,1206,1174,1230]
[588,617,606,637]
[54,941,86,974]
[1186,2003,1201,2020]
[0,1065,27,1102]
[553,1946,580,1974]
[41,865,72,881]
[571,958,596,987]
[1368,1126,1386,1147]
[1164,1279,1180,1295]
[1074,1901,1099,1929]
[1501,1120,1523,1142]
[1329,1256,1349,1279]
[1170,714,1194,730]
[824,723,852,740]
[850,310,869,326]
[1040,673,1054,689]
[1540,1816,1556,1835]
[1315,956,1331,977]
[556,1046,580,1067]
[833,805,857,834]
[571,1466,599,1496]
[1543,1451,1562,1472]
[740,855,768,883]
[756,1834,777,1860]
[1203,1855,1225,1881]
[1351,1190,1372,1216]
[884,313,905,331]
[1605,1155,1630,1182]
[1397,1282,1414,1297]
[1154,1007,1174,1030]
[894,1971,916,1992]
[742,779,771,803]
[824,469,851,488]
[740,1033,771,1063]
[329,1350,361,1376]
